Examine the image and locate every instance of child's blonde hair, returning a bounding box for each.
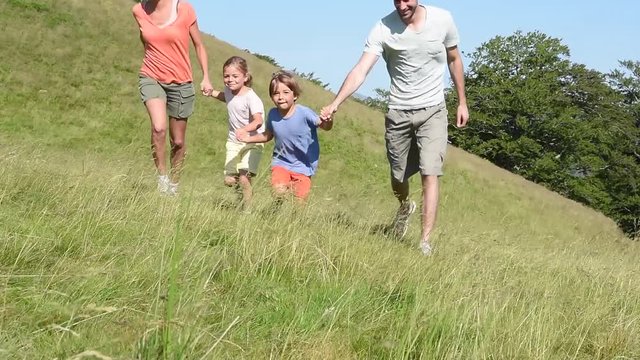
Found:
[223,56,253,87]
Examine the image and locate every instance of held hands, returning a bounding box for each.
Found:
[200,78,213,96]
[319,104,338,126]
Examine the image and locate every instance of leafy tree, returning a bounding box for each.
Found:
[293,69,330,89]
[447,31,639,238]
[606,60,640,237]
[358,88,390,112]
[248,51,280,68]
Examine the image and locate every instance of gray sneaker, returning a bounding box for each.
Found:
[420,241,433,256]
[157,175,170,194]
[391,200,416,239]
[167,182,178,196]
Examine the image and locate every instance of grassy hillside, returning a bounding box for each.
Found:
[1,0,639,358]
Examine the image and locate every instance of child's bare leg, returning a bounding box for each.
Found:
[224,175,238,187]
[238,170,253,211]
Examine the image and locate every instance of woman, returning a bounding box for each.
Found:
[132,0,213,195]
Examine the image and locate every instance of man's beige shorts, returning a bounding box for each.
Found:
[384,102,448,182]
[224,140,264,176]
[138,76,195,119]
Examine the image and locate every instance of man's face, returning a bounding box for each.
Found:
[394,0,418,22]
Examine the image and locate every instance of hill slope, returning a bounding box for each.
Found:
[1,0,638,358]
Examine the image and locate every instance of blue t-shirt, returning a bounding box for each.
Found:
[266,105,320,176]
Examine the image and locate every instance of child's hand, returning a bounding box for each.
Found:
[235,128,249,142]
[200,79,213,96]
[318,115,333,130]
[320,105,337,121]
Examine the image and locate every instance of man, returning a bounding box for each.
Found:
[320,0,469,255]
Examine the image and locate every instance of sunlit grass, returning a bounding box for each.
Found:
[0,0,639,358]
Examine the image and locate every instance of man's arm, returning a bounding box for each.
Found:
[320,52,379,119]
[446,46,469,128]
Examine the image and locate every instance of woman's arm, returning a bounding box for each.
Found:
[189,20,213,95]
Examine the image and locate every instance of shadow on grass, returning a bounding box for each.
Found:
[323,210,400,242]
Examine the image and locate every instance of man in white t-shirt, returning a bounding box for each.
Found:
[321,0,469,256]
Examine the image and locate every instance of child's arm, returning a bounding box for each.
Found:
[207,89,226,102]
[238,129,273,143]
[235,112,264,140]
[238,113,264,133]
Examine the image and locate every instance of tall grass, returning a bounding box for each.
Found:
[1,0,639,358]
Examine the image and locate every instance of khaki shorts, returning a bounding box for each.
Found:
[385,102,448,182]
[224,140,264,176]
[138,76,195,119]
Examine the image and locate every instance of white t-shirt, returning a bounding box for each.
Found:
[223,87,265,143]
[364,5,459,109]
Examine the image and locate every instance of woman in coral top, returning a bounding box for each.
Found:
[132,0,213,195]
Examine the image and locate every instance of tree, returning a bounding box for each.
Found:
[293,69,330,89]
[606,61,640,237]
[359,88,390,112]
[248,51,280,68]
[448,31,639,238]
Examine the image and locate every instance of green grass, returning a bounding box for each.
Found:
[1,0,639,358]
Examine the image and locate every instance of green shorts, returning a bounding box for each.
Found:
[385,102,449,181]
[138,76,195,119]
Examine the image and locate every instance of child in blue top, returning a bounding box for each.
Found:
[239,71,332,200]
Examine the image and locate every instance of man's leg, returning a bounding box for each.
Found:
[420,175,439,252]
[414,103,448,255]
[385,109,417,239]
[391,177,409,202]
[390,176,416,239]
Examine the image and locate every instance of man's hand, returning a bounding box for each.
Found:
[320,104,338,123]
[456,103,469,128]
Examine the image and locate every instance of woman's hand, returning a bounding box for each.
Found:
[200,78,213,96]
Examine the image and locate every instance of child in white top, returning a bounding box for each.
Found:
[208,56,265,210]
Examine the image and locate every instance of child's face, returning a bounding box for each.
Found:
[223,65,248,93]
[270,82,296,114]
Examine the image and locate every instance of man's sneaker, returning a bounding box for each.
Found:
[157,175,170,194]
[420,241,433,256]
[391,200,416,239]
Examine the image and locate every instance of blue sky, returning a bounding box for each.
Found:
[190,1,639,97]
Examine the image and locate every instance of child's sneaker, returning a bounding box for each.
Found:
[391,200,416,239]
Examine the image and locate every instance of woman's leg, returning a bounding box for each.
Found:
[144,98,168,176]
[169,117,187,184]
